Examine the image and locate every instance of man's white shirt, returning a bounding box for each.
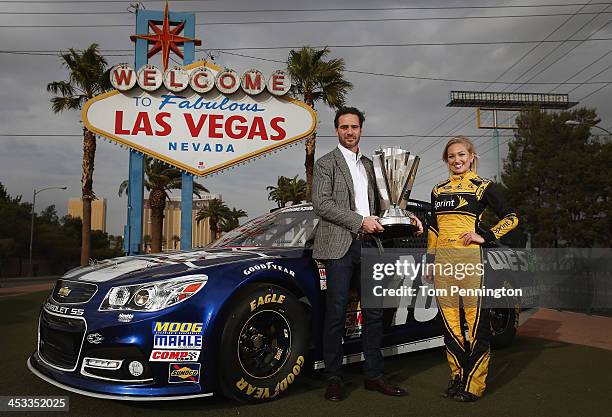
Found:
[338,144,370,218]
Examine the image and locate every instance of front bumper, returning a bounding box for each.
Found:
[31,300,215,400]
[28,352,213,401]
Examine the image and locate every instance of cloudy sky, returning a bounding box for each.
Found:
[1,0,610,236]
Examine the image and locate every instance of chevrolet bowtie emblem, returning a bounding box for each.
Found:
[87,333,104,344]
[58,286,72,297]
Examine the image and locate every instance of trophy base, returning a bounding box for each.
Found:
[378,207,418,228]
[377,208,419,239]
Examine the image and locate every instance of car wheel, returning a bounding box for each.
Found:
[490,281,520,349]
[218,283,308,403]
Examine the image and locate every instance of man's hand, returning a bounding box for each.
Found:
[361,216,384,233]
[412,215,424,235]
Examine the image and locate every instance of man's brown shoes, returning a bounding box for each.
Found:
[364,378,408,397]
[324,380,344,401]
[325,378,407,401]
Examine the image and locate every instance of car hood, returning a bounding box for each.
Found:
[60,248,288,284]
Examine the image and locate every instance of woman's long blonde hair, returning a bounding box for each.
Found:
[442,136,479,174]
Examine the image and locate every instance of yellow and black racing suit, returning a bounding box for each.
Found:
[427,170,518,397]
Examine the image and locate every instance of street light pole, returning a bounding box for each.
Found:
[591,125,612,136]
[29,186,67,276]
[564,120,612,135]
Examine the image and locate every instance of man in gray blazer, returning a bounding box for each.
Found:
[312,107,422,401]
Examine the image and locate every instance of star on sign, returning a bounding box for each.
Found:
[130,0,202,71]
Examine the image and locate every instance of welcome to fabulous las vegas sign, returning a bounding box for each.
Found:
[82,62,317,176]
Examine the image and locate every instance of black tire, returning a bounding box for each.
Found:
[218,283,308,403]
[490,281,520,349]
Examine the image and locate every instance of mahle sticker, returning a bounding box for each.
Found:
[154,334,203,349]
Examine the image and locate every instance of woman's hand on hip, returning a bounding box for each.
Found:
[459,231,485,246]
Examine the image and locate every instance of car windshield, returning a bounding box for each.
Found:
[209,206,319,248]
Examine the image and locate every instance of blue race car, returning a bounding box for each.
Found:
[29,201,521,402]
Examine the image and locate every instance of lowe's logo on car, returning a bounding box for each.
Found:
[149,350,200,362]
[243,262,295,277]
[152,322,203,335]
[154,334,203,349]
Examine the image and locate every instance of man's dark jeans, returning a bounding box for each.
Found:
[322,238,384,381]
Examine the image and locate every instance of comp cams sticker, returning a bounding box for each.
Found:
[150,350,200,362]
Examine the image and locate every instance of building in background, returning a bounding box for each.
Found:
[143,195,220,251]
[68,198,107,232]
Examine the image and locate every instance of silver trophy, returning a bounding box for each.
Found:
[372,147,420,231]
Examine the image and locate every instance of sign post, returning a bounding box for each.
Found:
[126,4,199,254]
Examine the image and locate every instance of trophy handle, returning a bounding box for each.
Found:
[398,156,420,210]
[373,152,391,210]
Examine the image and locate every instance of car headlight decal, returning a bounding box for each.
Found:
[133,287,156,307]
[99,275,208,312]
[108,287,131,307]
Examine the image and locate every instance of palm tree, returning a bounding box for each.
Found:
[267,175,307,207]
[195,199,231,241]
[287,46,353,200]
[47,43,111,265]
[119,157,208,253]
[221,208,248,233]
[285,175,307,205]
[267,176,292,208]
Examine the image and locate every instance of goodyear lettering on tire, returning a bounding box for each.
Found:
[235,355,304,399]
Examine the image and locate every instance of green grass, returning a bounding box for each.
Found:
[1,291,611,417]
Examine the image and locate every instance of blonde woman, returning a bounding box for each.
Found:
[425,136,518,402]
